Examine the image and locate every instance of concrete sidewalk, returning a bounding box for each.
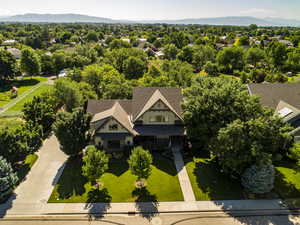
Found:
[172,147,196,202]
[1,199,287,216]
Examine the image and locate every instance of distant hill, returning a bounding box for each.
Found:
[0,13,119,23]
[140,16,278,26]
[0,13,299,27]
[264,17,300,27]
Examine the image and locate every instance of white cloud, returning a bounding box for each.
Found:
[240,8,276,17]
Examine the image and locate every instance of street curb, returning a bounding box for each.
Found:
[1,209,299,221]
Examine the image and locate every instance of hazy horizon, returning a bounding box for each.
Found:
[0,0,299,20]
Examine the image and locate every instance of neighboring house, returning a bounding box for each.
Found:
[87,87,185,152]
[1,40,16,46]
[279,40,294,48]
[248,83,300,137]
[6,48,21,59]
[155,50,165,59]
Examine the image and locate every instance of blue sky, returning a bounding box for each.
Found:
[0,0,299,20]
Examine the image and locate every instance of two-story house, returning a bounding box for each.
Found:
[87,87,185,152]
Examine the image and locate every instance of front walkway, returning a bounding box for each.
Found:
[171,147,196,202]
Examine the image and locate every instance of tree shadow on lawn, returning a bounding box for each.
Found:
[132,187,159,221]
[55,157,87,200]
[85,188,112,219]
[107,160,129,177]
[193,160,244,200]
[274,167,300,209]
[196,163,296,225]
[151,156,177,176]
[0,78,41,92]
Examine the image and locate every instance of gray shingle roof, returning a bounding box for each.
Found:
[87,99,132,115]
[248,83,300,110]
[90,102,136,135]
[132,87,183,121]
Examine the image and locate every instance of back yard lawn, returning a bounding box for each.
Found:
[0,76,47,107]
[5,84,52,114]
[185,157,244,200]
[48,155,183,203]
[0,117,24,130]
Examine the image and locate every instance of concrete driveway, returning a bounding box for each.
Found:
[0,135,67,215]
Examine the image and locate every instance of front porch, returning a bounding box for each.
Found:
[94,133,133,152]
[133,125,185,151]
[134,135,184,152]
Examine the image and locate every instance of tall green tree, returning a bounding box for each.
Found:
[86,31,99,42]
[0,124,42,164]
[163,44,179,60]
[20,48,41,76]
[23,90,56,135]
[267,41,287,69]
[0,49,18,81]
[182,77,267,150]
[53,78,83,112]
[213,117,292,175]
[123,56,147,79]
[217,47,244,73]
[53,108,91,156]
[244,48,266,67]
[192,45,216,72]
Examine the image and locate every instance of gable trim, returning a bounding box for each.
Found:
[134,89,183,122]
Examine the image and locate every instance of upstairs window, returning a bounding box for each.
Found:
[109,124,118,131]
[150,115,169,123]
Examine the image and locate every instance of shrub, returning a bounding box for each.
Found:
[241,162,275,194]
[288,143,300,161]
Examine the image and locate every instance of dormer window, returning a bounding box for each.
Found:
[109,124,118,131]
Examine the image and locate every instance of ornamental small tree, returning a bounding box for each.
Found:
[241,159,275,194]
[128,146,152,187]
[82,146,109,187]
[0,156,18,201]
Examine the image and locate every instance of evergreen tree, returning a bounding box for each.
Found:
[0,156,18,201]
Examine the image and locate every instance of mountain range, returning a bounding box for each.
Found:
[0,13,299,27]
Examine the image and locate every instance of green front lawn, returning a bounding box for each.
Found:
[0,76,47,107]
[185,157,244,200]
[6,84,52,113]
[48,155,183,203]
[274,162,300,199]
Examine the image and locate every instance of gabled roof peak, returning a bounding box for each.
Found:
[134,88,182,122]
